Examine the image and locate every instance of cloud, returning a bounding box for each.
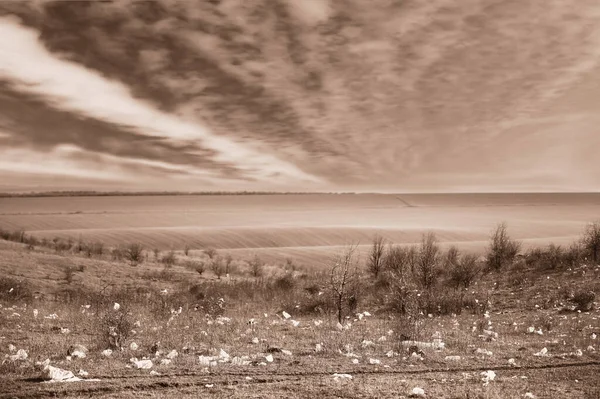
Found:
[0,16,323,185]
[0,143,235,185]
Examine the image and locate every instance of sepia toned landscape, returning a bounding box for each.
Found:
[1,193,599,398]
[1,0,600,398]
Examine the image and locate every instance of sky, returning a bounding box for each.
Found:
[1,0,600,193]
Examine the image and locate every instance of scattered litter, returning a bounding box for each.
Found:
[534,347,548,357]
[8,344,16,352]
[160,359,172,366]
[314,320,323,327]
[332,373,353,381]
[252,337,259,344]
[282,311,291,319]
[9,349,28,361]
[68,345,87,359]
[508,358,517,366]
[281,349,292,356]
[33,309,38,318]
[129,342,138,351]
[352,358,359,364]
[60,328,70,334]
[113,303,120,311]
[475,348,493,357]
[361,340,375,348]
[445,355,461,361]
[524,393,535,399]
[401,340,445,351]
[265,354,274,363]
[481,370,496,384]
[291,320,300,327]
[410,387,425,397]
[150,370,161,376]
[205,384,214,388]
[78,369,88,377]
[131,359,153,369]
[45,314,58,320]
[315,343,323,353]
[166,349,178,359]
[368,358,381,365]
[101,349,113,357]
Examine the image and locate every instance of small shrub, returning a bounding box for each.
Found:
[211,256,226,279]
[486,222,521,271]
[97,308,133,350]
[184,244,191,256]
[161,250,177,267]
[571,290,596,311]
[153,248,161,260]
[124,243,144,266]
[203,248,218,259]
[581,221,600,264]
[249,255,264,278]
[64,266,75,284]
[273,273,296,291]
[447,253,480,290]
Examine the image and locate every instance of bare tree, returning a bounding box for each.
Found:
[367,234,386,278]
[486,222,520,271]
[329,244,361,323]
[416,233,440,291]
[581,221,600,264]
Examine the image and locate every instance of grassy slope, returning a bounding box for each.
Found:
[1,245,599,398]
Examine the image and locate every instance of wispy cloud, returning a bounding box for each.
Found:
[0,16,322,185]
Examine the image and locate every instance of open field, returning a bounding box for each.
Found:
[1,193,599,398]
[1,193,599,267]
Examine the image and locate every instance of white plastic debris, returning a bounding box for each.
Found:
[33,309,38,318]
[332,373,353,380]
[314,320,323,327]
[78,369,89,377]
[132,359,153,369]
[129,342,139,351]
[160,359,172,366]
[282,311,291,319]
[524,393,535,399]
[166,349,178,359]
[534,347,548,357]
[361,340,375,348]
[281,349,292,356]
[481,370,496,384]
[475,348,493,356]
[401,340,445,351]
[45,314,58,320]
[10,349,28,361]
[527,326,535,334]
[368,358,381,365]
[352,358,359,364]
[265,354,274,363]
[508,358,517,366]
[8,344,16,352]
[219,349,230,361]
[315,343,323,353]
[113,303,120,311]
[60,328,70,334]
[150,370,161,376]
[101,349,113,357]
[445,355,461,361]
[252,337,259,344]
[291,320,300,327]
[410,387,425,397]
